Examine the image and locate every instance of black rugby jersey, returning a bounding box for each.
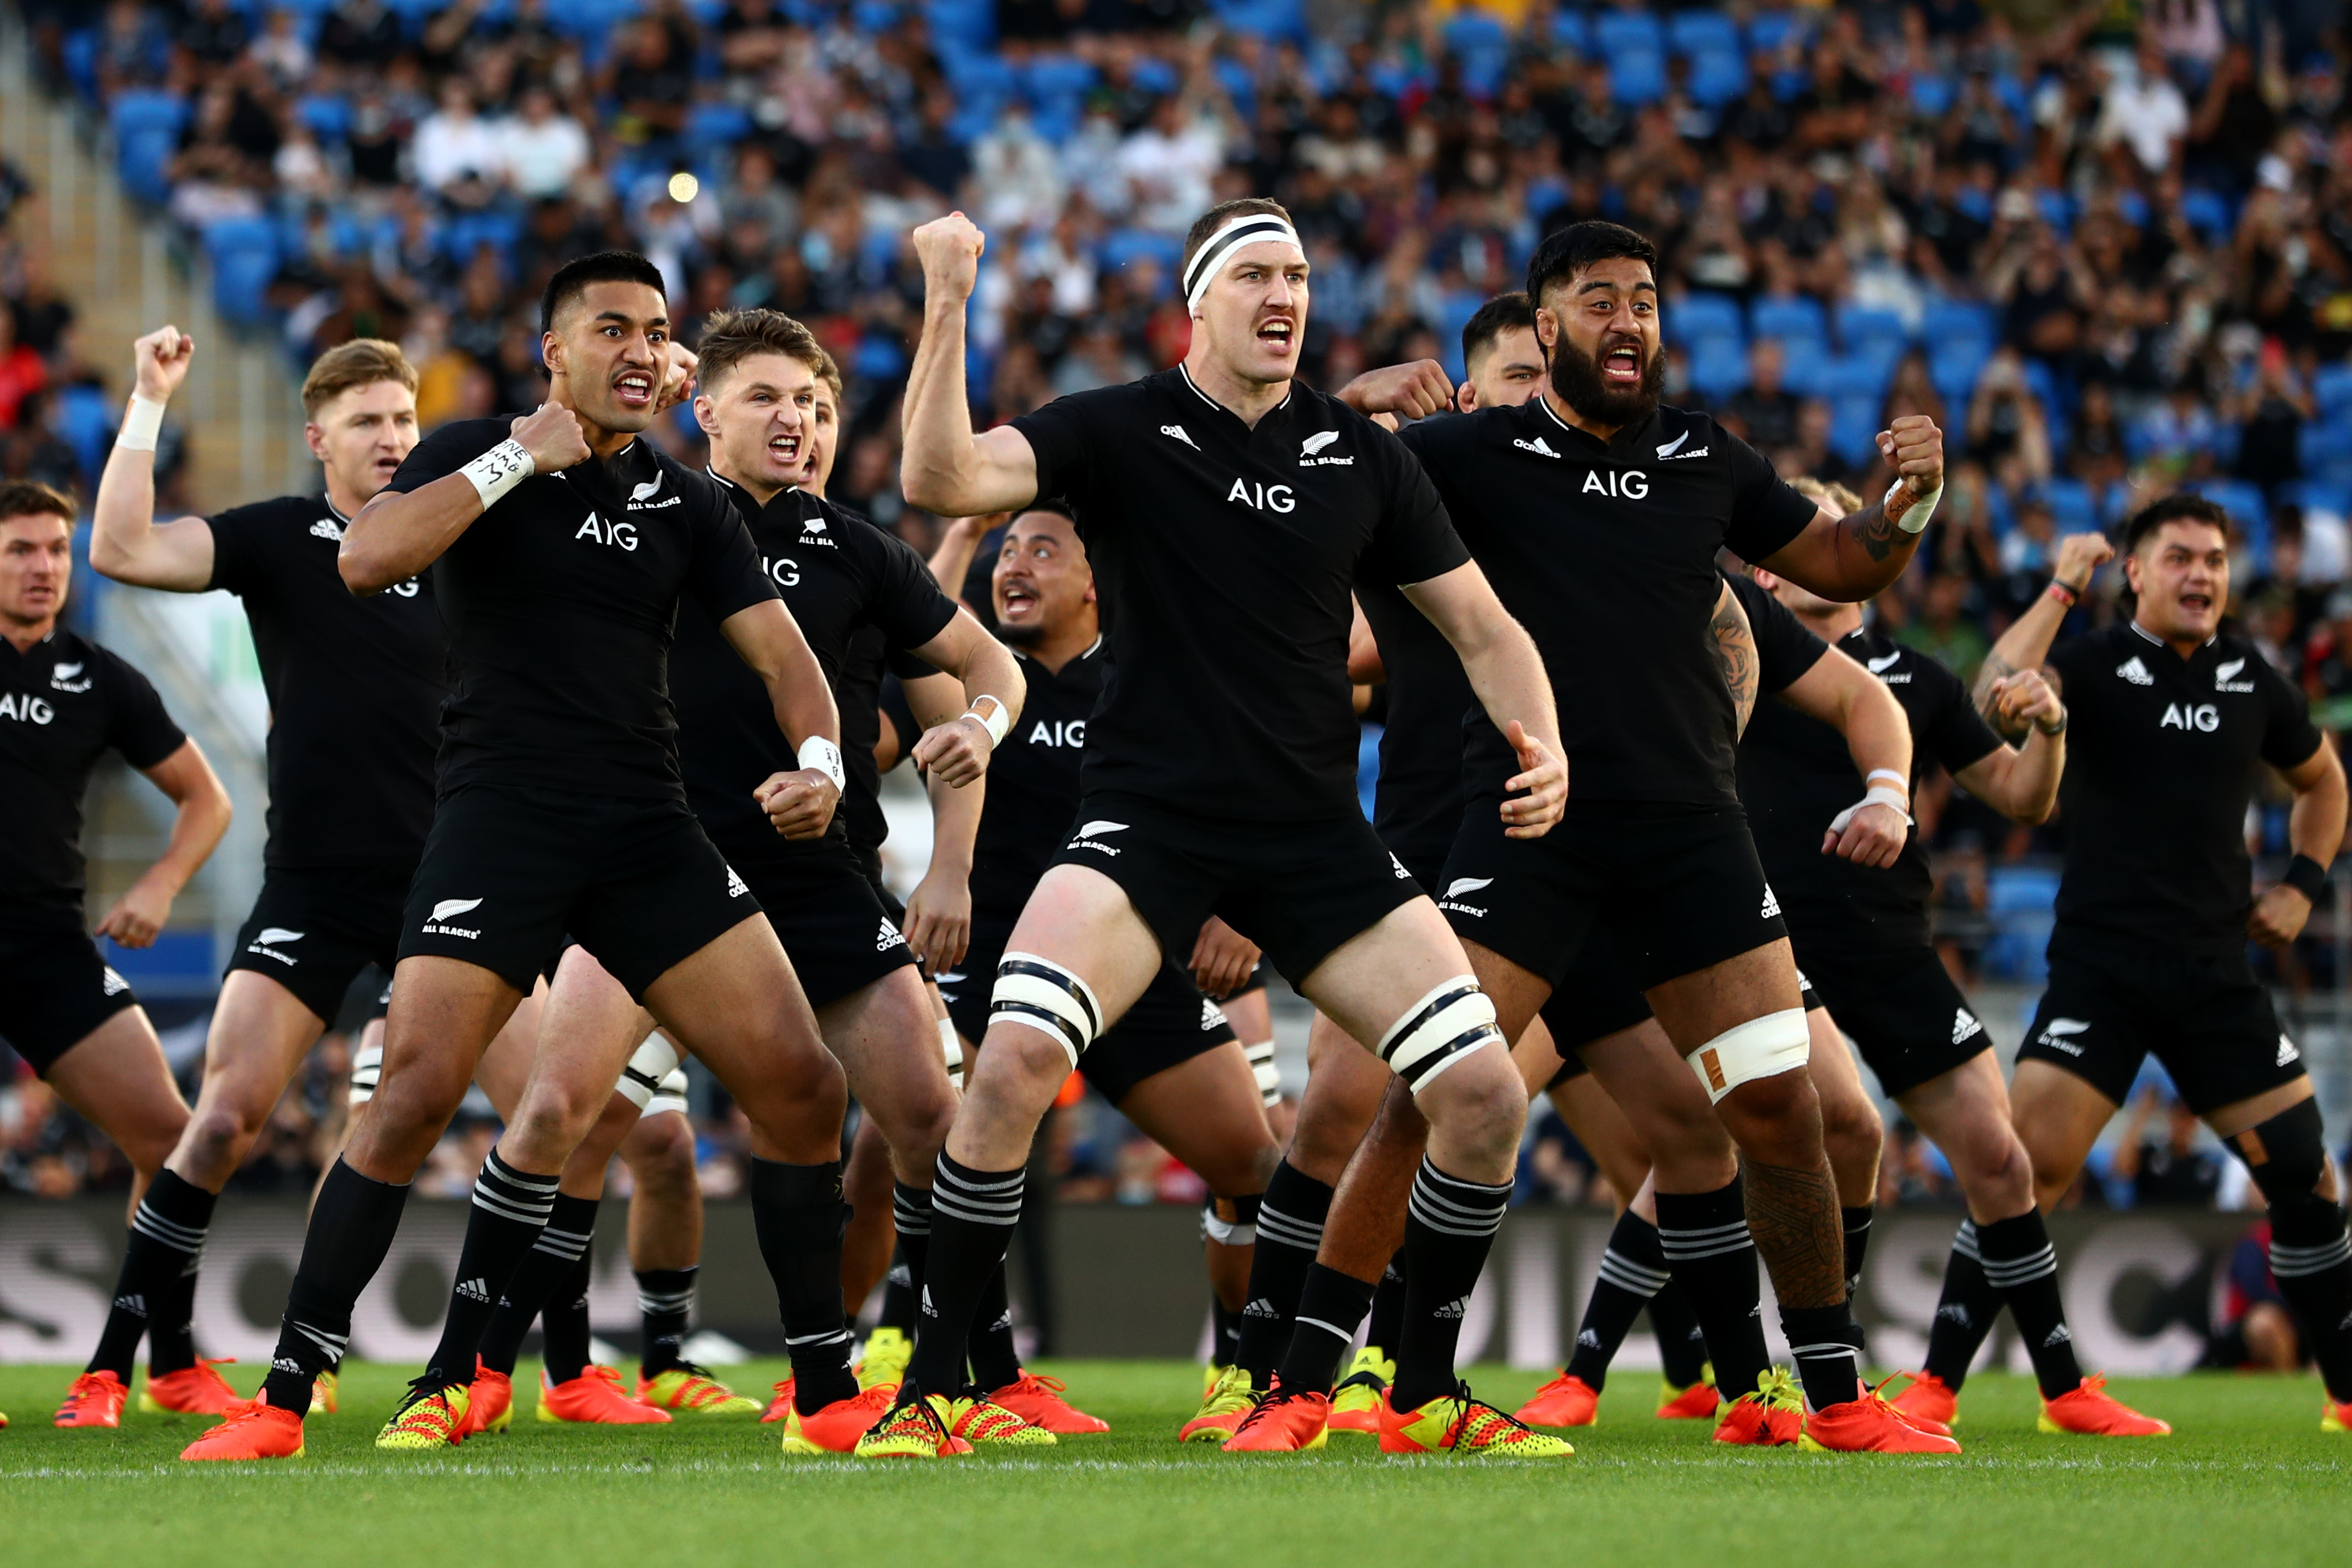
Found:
[966,639,1104,923]
[670,479,955,867]
[1737,599,1999,954]
[2046,621,2322,954]
[205,495,446,867]
[1400,399,1816,808]
[1013,366,1467,822]
[1,629,185,925]
[384,419,777,800]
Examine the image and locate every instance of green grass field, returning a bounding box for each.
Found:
[1,1362,2343,1567]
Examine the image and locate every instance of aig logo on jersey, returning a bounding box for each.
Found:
[2161,703,2220,732]
[1027,718,1084,747]
[0,691,55,724]
[1583,469,1650,500]
[574,511,637,551]
[1228,478,1295,514]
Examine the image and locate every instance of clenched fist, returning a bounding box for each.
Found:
[1876,413,1945,499]
[912,213,987,303]
[510,401,591,474]
[1337,359,1455,422]
[132,325,195,403]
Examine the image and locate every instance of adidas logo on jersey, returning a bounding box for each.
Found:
[726,865,749,900]
[2215,657,2255,693]
[877,918,906,952]
[1069,819,1127,857]
[1199,997,1227,1031]
[310,517,344,542]
[50,660,91,693]
[1161,424,1199,451]
[1759,885,1781,920]
[454,1277,492,1303]
[422,897,484,938]
[101,966,130,996]
[1389,853,1411,879]
[1952,1008,1983,1046]
[2277,1034,2300,1067]
[2116,656,2154,686]
[2037,1017,2090,1055]
[1512,436,1561,459]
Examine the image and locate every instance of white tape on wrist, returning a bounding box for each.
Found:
[966,694,1010,748]
[798,736,846,792]
[1827,785,1914,836]
[461,438,534,509]
[1865,768,1909,791]
[1890,478,1942,534]
[116,395,165,452]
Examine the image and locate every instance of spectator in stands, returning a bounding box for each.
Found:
[2112,1086,2226,1207]
[412,78,503,204]
[2205,1218,2307,1372]
[0,304,46,432]
[2095,40,2192,178]
[1898,571,1992,686]
[317,0,403,75]
[1720,336,1802,452]
[500,84,593,202]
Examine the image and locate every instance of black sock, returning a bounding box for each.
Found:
[968,1260,1021,1392]
[905,1152,1023,1399]
[540,1250,594,1386]
[150,1263,201,1377]
[474,1192,596,1379]
[1234,1160,1332,1385]
[2268,1202,2352,1403]
[1975,1209,2082,1399]
[636,1265,696,1378]
[882,1181,931,1334]
[423,1151,561,1386]
[1277,1263,1375,1395]
[1564,1209,1672,1392]
[88,1168,215,1381]
[1211,1295,1241,1367]
[1365,1253,1406,1354]
[1655,1177,1770,1403]
[1647,1277,1710,1389]
[747,1157,857,1414]
[1781,1303,1862,1409]
[1922,1220,2002,1390]
[262,1160,411,1412]
[1842,1206,1873,1299]
[1392,1157,1510,1412]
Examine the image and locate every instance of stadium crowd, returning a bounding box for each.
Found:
[4,0,2351,1217]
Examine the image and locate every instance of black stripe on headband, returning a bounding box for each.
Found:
[1183,218,1298,300]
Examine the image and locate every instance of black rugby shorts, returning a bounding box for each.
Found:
[399,785,760,1002]
[1533,930,1821,1090]
[741,847,918,1012]
[0,921,141,1075]
[1796,944,1988,1099]
[942,918,1238,1105]
[1437,800,1787,994]
[224,862,415,1024]
[1045,791,1423,987]
[2014,933,2307,1116]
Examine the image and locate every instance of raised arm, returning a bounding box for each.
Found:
[927,514,998,607]
[718,597,844,842]
[1710,579,1758,737]
[339,404,589,594]
[97,738,232,949]
[1753,414,1945,600]
[2250,736,2349,948]
[1399,559,1564,837]
[1950,668,2067,824]
[901,214,1043,518]
[896,668,984,972]
[900,605,1028,788]
[1972,530,2113,726]
[1771,644,1914,869]
[89,326,214,591]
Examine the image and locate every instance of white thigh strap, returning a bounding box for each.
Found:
[617,1033,685,1110]
[1689,1008,1809,1104]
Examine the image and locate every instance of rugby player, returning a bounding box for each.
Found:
[3,478,230,1426]
[180,252,852,1462]
[1901,497,2352,1435]
[861,200,1569,1460]
[65,334,430,1426]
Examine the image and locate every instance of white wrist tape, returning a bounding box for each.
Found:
[1827,786,1915,837]
[1866,768,1909,790]
[965,694,1010,748]
[1689,1007,1810,1104]
[461,438,534,509]
[117,395,165,452]
[1889,477,1942,535]
[797,736,846,792]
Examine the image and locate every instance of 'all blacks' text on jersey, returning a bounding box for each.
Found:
[1012,366,1469,822]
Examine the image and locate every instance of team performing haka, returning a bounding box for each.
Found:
[34,200,2345,1462]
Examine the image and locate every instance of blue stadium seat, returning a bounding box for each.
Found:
[440,210,522,270]
[1908,73,1955,117]
[1672,291,1743,345]
[1830,395,1883,467]
[1815,356,1891,399]
[1689,336,1749,403]
[204,214,280,327]
[1100,228,1183,281]
[56,383,116,484]
[2039,477,2097,532]
[1593,9,1665,56]
[1982,865,2059,983]
[1927,338,1991,407]
[1548,9,1590,54]
[2180,187,2233,239]
[1444,11,1510,98]
[1607,47,1667,106]
[295,94,353,142]
[684,101,753,154]
[1921,297,1995,349]
[924,0,995,50]
[110,91,190,206]
[1745,10,1809,55]
[1835,302,1909,354]
[1668,11,1740,57]
[2297,420,2352,469]
[2035,189,2073,233]
[2191,479,2268,535]
[1208,0,1308,44]
[1749,294,1827,348]
[1688,48,1748,106]
[2313,364,2352,417]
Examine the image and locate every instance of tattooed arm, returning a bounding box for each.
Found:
[1972,530,2113,732]
[1755,415,1945,600]
[1711,579,1759,737]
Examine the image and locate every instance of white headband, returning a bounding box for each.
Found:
[1183,214,1304,311]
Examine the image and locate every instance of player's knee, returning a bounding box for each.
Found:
[2236,1100,2349,1269]
[182,1100,265,1173]
[1962,1125,2036,1212]
[624,1112,697,1192]
[1818,1086,1883,1174]
[1416,1043,1528,1153]
[989,951,1103,1072]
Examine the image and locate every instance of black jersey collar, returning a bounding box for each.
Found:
[1531,392,1663,459]
[2128,619,2218,656]
[1175,363,1293,430]
[708,466,809,524]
